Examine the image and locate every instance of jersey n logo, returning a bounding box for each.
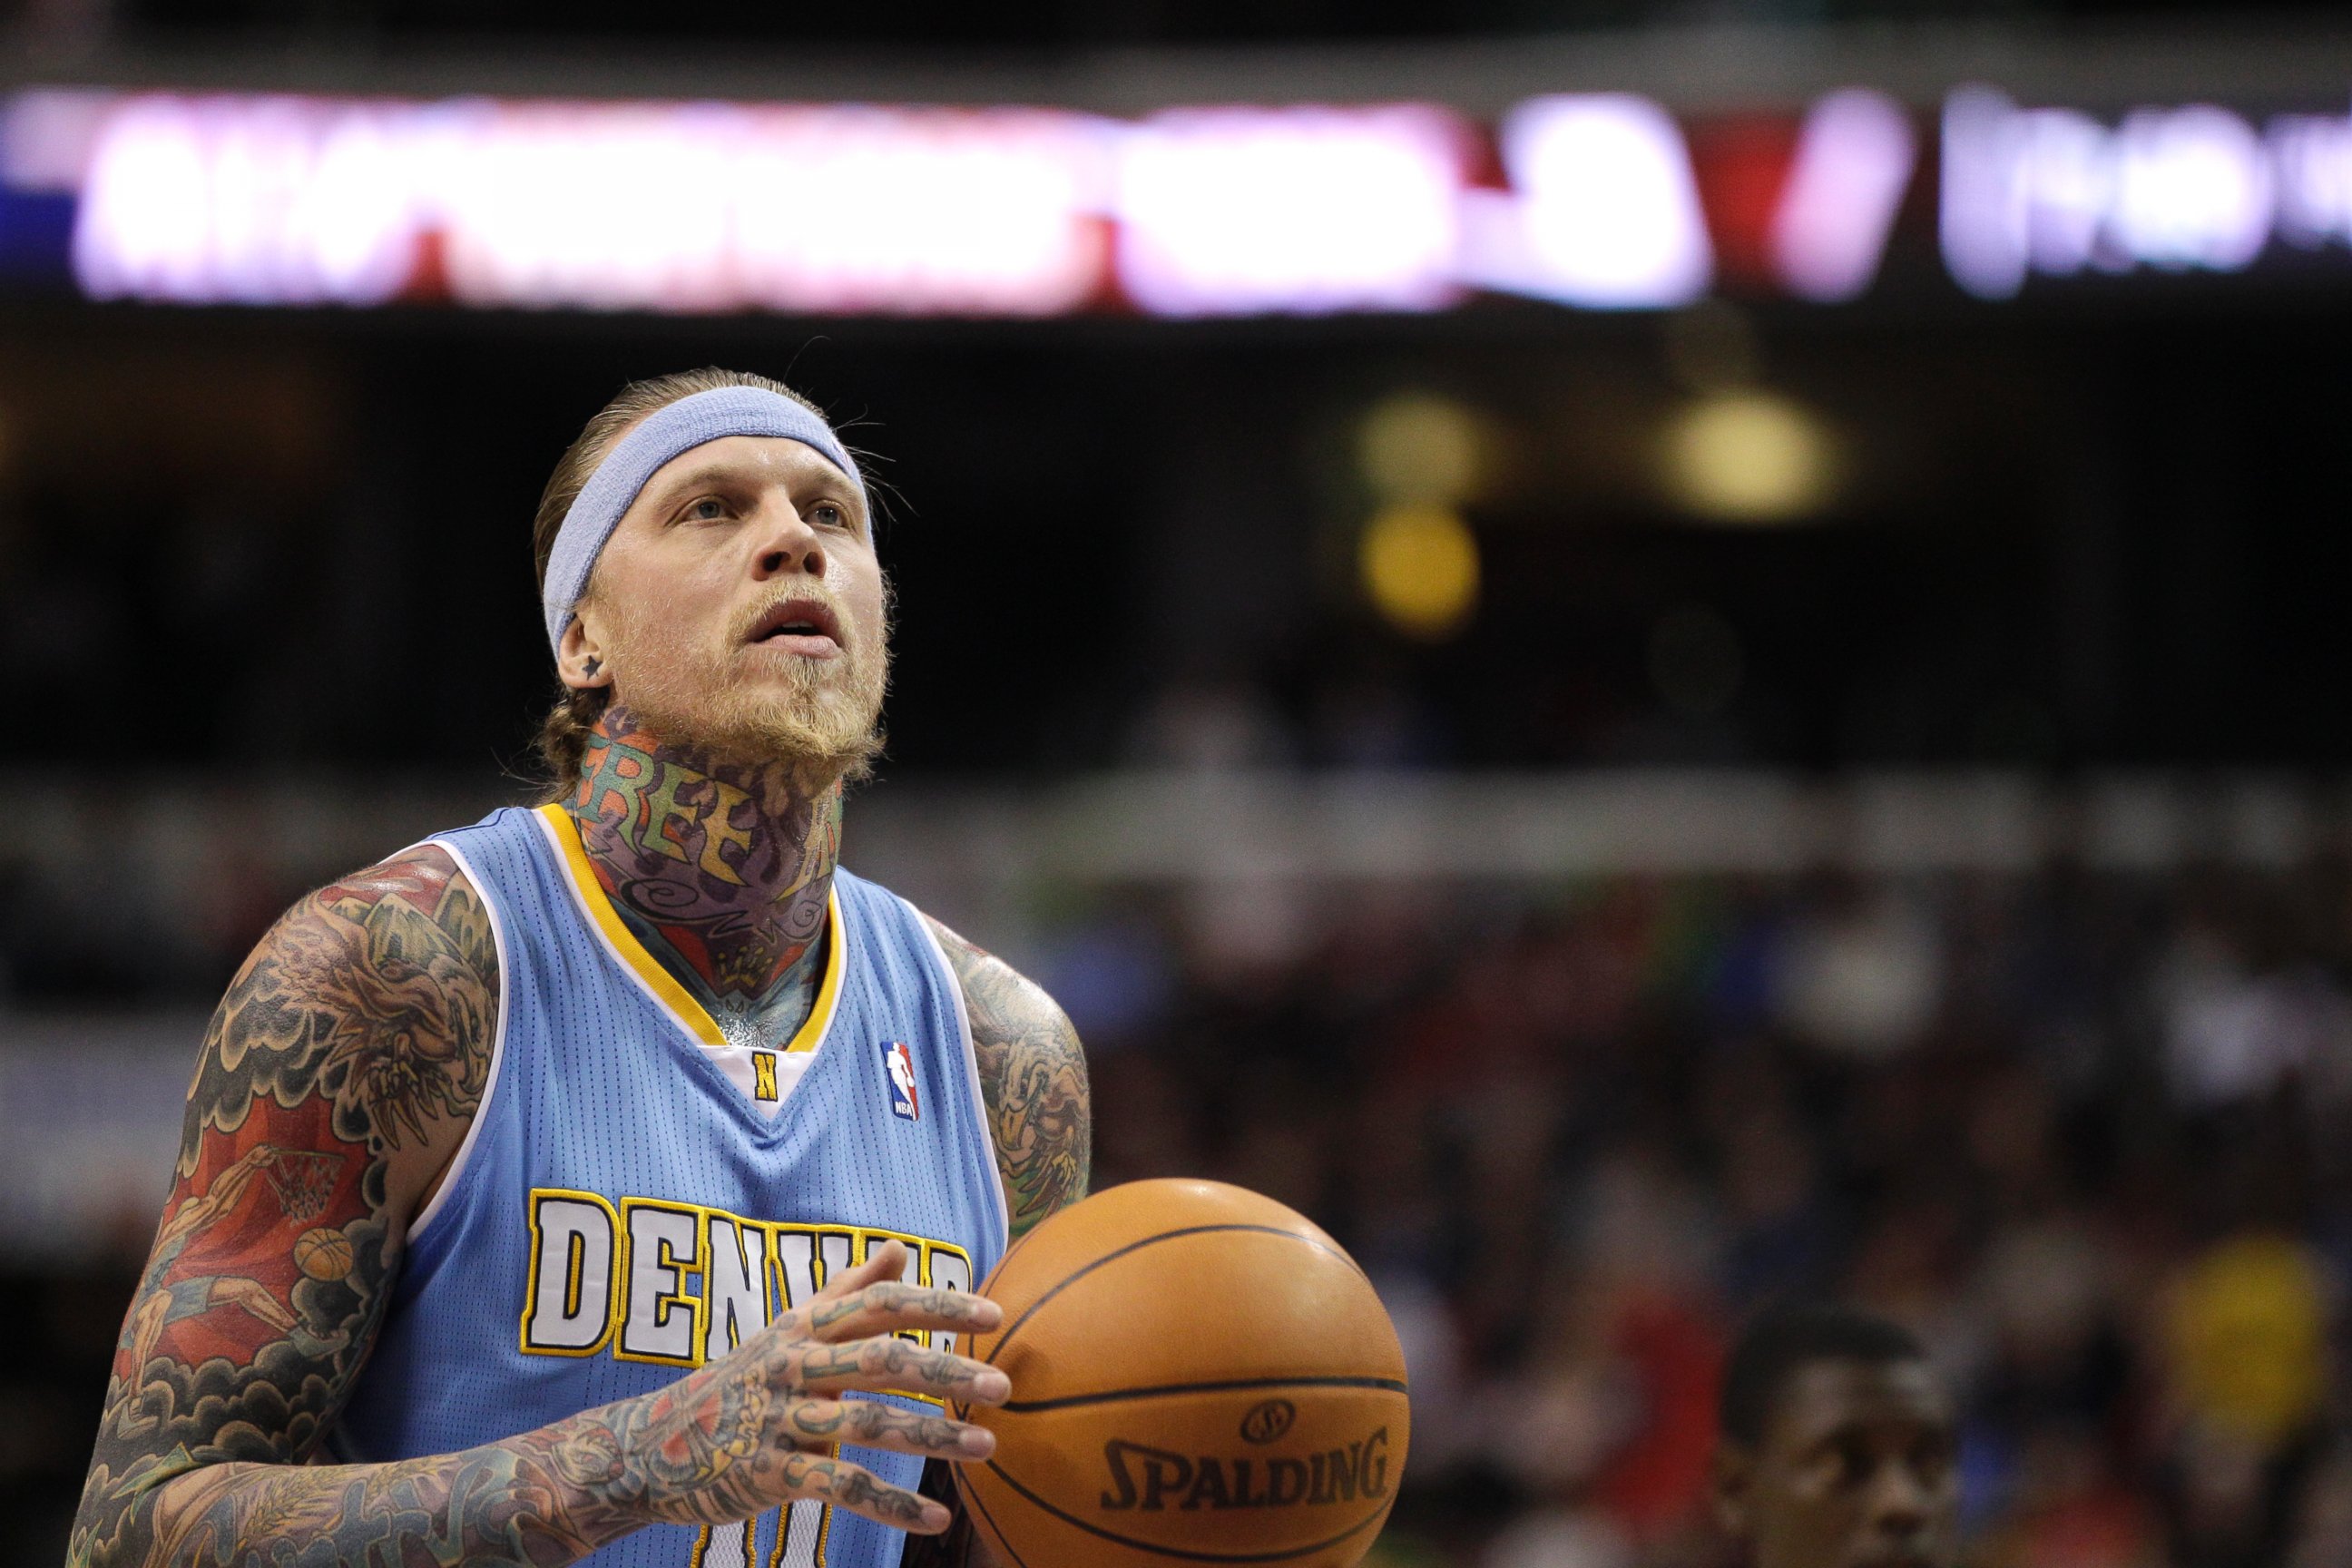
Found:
[751,1051,779,1102]
[883,1042,919,1121]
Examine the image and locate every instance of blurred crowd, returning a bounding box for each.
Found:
[1053,854,2352,1568]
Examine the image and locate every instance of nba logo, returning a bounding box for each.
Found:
[882,1042,919,1121]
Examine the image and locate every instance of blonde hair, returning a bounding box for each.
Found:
[530,368,830,796]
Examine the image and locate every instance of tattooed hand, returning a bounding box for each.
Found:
[574,1238,1008,1534]
[71,847,1005,1568]
[94,1240,1005,1565]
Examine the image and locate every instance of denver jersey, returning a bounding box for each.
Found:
[331,803,1009,1568]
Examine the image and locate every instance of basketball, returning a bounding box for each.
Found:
[952,1180,1408,1568]
[294,1227,355,1281]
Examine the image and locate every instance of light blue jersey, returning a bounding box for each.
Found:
[332,803,1009,1568]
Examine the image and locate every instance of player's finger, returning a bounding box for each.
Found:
[783,1449,953,1534]
[794,1334,1011,1405]
[807,1278,1004,1344]
[806,1240,911,1312]
[778,1395,996,1459]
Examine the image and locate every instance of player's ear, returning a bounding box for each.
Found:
[558,609,612,692]
[1713,1442,1756,1540]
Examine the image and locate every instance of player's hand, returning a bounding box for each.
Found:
[610,1238,1007,1535]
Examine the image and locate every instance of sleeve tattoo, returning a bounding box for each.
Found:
[69,859,1058,1568]
[72,846,508,1566]
[926,918,1093,1240]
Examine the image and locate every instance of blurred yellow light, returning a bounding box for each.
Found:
[1361,503,1478,640]
[1357,392,1484,505]
[1660,389,1838,524]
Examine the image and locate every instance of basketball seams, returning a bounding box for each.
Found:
[998,1376,1408,1414]
[983,1224,1367,1367]
[964,1185,1406,1566]
[974,1455,1395,1564]
[953,1465,1041,1568]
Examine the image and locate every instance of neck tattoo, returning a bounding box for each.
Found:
[568,706,842,1052]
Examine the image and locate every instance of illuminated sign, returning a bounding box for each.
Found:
[7,80,2352,317]
[1940,85,2352,298]
[1461,94,1714,309]
[1771,89,1917,302]
[1114,106,1469,316]
[65,94,1109,314]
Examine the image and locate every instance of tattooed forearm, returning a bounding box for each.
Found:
[925,917,1092,1239]
[73,838,1016,1566]
[79,1166,1002,1568]
[72,847,501,1568]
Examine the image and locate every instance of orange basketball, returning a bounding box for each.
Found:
[294,1226,354,1281]
[952,1180,1408,1568]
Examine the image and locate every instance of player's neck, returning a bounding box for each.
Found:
[565,705,841,1047]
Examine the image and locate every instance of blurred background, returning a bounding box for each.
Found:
[5,1,2352,1563]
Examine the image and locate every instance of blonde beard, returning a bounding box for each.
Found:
[598,598,889,787]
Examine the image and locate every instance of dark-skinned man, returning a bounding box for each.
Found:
[1712,1305,1964,1568]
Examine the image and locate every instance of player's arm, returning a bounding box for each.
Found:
[925,916,1093,1240]
[71,845,496,1563]
[73,850,1007,1567]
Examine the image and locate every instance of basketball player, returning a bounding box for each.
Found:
[1710,1305,1961,1568]
[72,369,1091,1568]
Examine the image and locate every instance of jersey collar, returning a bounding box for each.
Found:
[534,801,844,1055]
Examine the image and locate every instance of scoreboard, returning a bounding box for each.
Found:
[3,76,2350,318]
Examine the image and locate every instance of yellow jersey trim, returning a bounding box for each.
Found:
[534,803,844,1054]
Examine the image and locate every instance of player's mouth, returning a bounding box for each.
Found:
[744,597,844,659]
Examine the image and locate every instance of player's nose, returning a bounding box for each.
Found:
[750,498,827,580]
[1862,1461,1936,1541]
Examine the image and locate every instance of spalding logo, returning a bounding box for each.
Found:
[1240,1398,1297,1445]
[1099,1428,1392,1512]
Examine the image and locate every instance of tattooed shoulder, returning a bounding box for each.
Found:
[191,844,502,1201]
[924,916,1091,1240]
[72,845,502,1567]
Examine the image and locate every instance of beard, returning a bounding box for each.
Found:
[595,583,889,787]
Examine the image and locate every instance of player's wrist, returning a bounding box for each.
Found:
[512,1400,674,1542]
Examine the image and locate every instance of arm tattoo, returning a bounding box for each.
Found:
[926,917,1092,1240]
[72,847,503,1566]
[75,853,990,1567]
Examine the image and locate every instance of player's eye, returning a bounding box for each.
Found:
[808,500,848,529]
[1836,1436,1873,1487]
[684,496,732,523]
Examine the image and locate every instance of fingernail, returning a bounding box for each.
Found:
[975,1369,1011,1402]
[924,1502,954,1531]
[960,1425,996,1456]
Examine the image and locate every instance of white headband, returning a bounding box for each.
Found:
[541,386,866,658]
